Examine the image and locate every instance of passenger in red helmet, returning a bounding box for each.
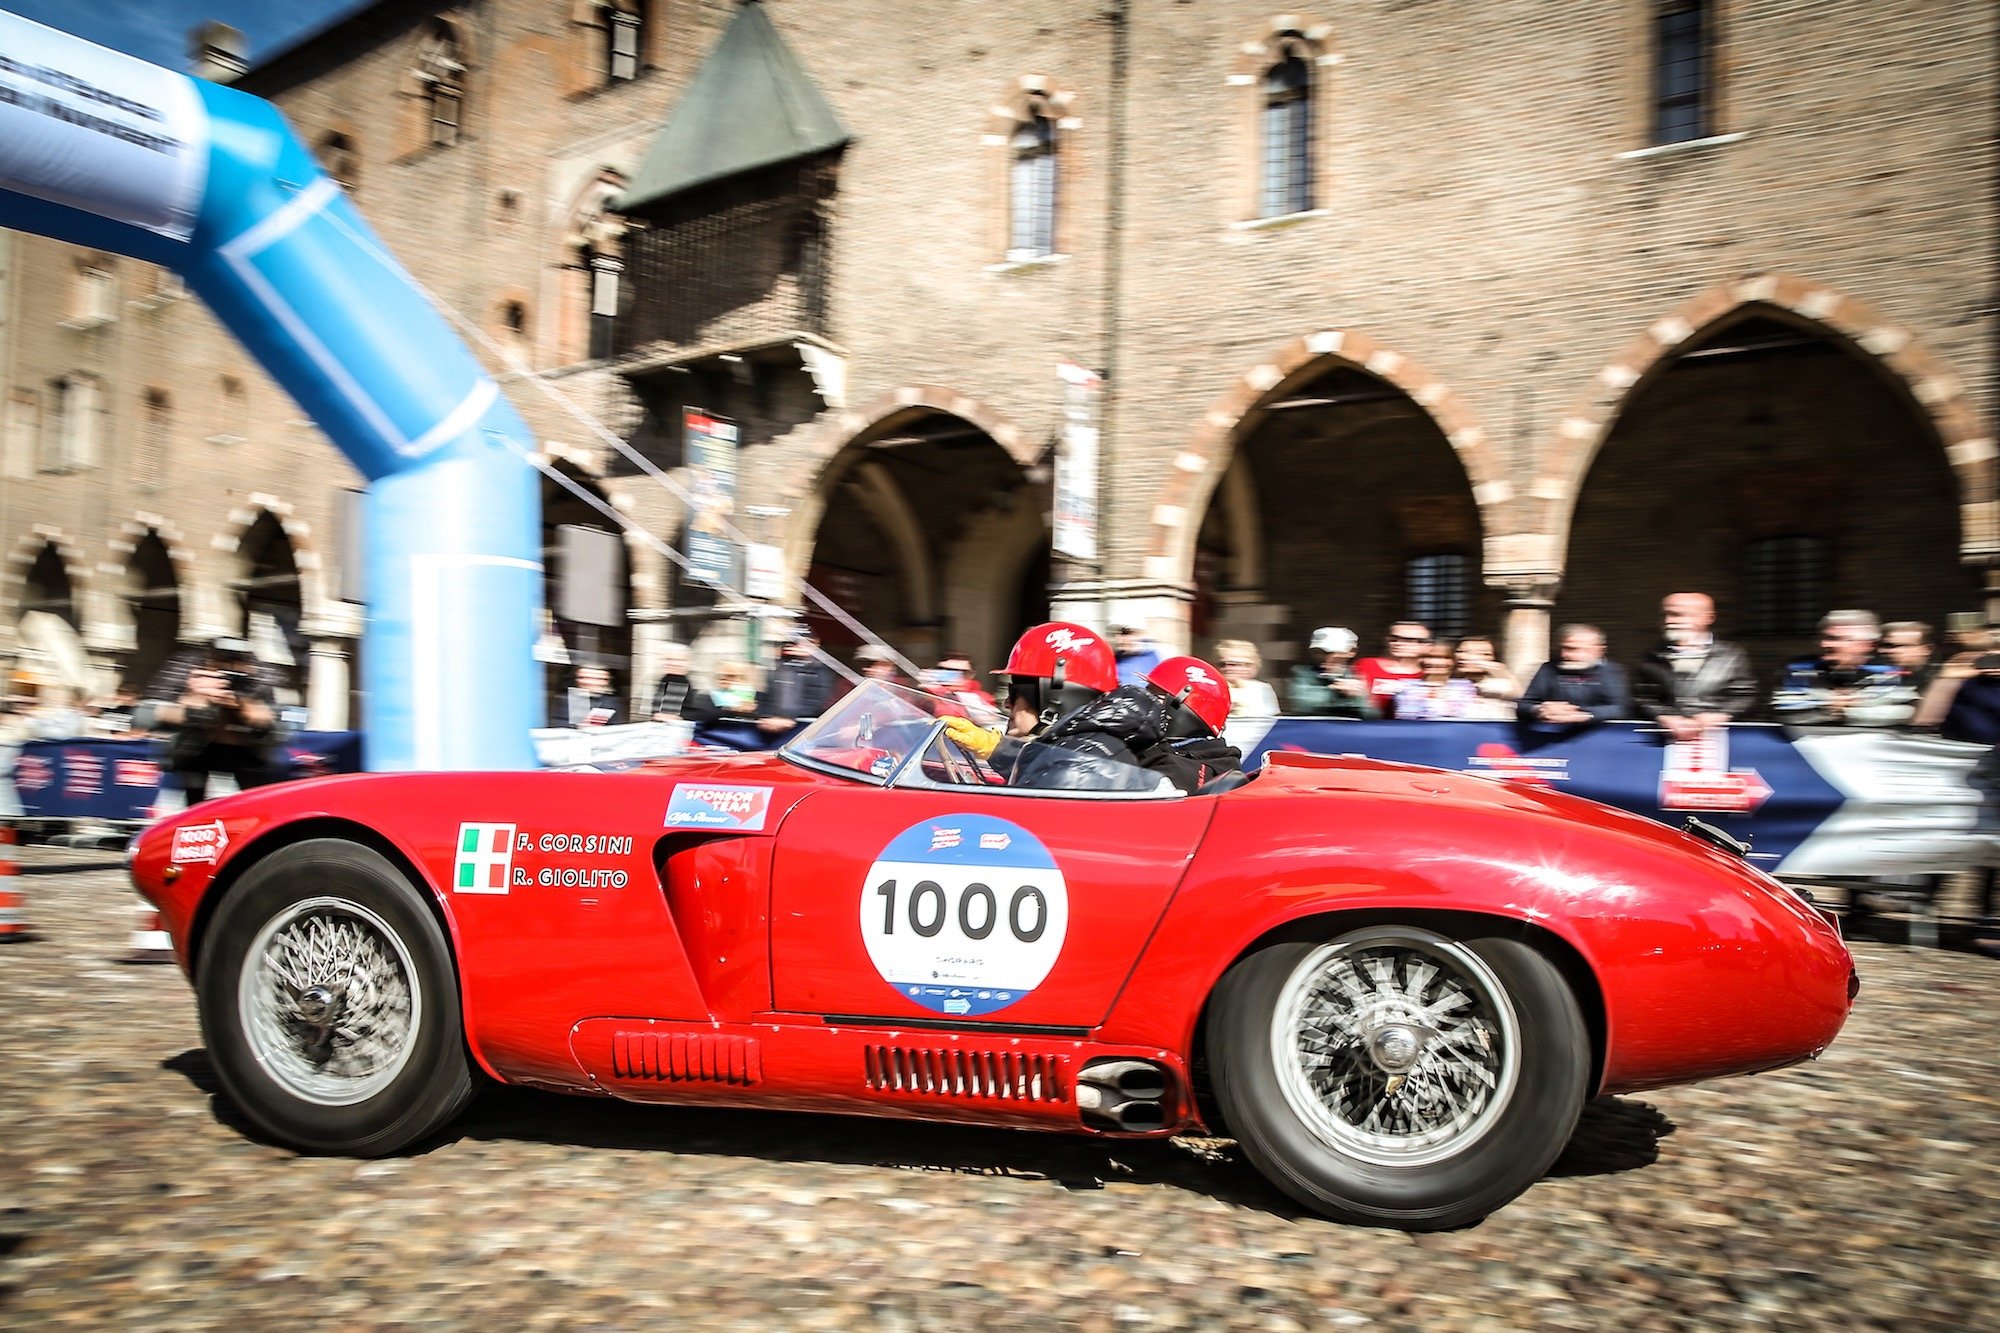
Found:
[943,621,1120,769]
[1006,653,1244,795]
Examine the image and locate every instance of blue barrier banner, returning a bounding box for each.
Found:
[1225,718,1996,876]
[11,733,364,821]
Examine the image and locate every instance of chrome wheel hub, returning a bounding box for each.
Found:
[239,896,421,1107]
[1272,928,1520,1167]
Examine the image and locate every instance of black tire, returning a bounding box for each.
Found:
[196,838,476,1155]
[1208,924,1588,1230]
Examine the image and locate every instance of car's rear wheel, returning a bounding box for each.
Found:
[196,839,476,1155]
[1209,923,1587,1230]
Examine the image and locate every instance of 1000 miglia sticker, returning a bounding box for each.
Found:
[860,814,1069,1016]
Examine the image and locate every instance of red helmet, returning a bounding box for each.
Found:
[1147,656,1231,734]
[1003,622,1118,694]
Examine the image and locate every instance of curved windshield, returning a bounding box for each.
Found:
[780,682,953,783]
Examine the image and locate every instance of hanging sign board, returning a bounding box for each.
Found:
[683,408,739,589]
[1052,360,1100,562]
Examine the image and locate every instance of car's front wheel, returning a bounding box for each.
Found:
[1209,923,1588,1229]
[196,839,476,1155]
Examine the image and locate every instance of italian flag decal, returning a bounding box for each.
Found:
[454,822,516,894]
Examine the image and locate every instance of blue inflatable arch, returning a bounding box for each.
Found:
[0,12,541,769]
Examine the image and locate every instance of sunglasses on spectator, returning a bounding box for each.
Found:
[1390,633,1431,643]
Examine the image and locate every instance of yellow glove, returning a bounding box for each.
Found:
[942,714,1001,759]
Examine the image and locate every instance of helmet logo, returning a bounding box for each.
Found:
[1183,665,1216,687]
[1045,628,1095,654]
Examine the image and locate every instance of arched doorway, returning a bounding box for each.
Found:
[20,542,77,628]
[1194,359,1495,671]
[235,511,306,701]
[1558,308,1978,678]
[542,463,633,717]
[124,530,182,693]
[804,409,1042,673]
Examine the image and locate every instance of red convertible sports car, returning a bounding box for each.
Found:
[130,682,1856,1229]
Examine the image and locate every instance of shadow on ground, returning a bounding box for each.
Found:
[164,1049,1671,1221]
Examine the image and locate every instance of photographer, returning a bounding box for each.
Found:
[145,637,281,804]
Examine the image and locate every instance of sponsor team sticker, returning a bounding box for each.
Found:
[860,813,1069,1017]
[454,822,517,894]
[665,784,772,830]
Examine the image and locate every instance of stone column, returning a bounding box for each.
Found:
[305,639,351,731]
[1498,576,1562,678]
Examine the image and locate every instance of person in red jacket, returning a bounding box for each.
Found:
[1354,621,1431,714]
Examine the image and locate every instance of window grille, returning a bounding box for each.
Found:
[1261,50,1312,218]
[615,160,836,357]
[1009,114,1057,259]
[1653,0,1708,144]
[1743,536,1829,637]
[1406,553,1471,639]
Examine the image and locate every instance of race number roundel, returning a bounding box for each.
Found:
[860,814,1069,1016]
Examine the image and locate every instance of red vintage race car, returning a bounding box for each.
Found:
[129,682,1856,1229]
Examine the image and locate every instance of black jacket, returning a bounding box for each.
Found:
[648,674,718,724]
[1632,639,1758,723]
[1517,660,1633,728]
[757,659,835,721]
[1011,685,1241,795]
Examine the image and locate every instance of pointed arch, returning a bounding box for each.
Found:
[1535,273,1996,564]
[1145,330,1507,589]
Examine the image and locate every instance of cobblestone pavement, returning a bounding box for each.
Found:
[2,862,1996,1331]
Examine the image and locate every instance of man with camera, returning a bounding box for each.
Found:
[146,637,281,804]
[1771,609,1918,729]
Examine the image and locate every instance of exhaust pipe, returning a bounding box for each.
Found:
[1078,1058,1171,1133]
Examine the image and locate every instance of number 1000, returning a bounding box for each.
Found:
[875,878,1047,942]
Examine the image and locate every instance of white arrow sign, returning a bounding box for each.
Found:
[169,820,229,865]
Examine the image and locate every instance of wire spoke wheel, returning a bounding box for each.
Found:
[1211,924,1587,1228]
[240,896,422,1106]
[1273,928,1519,1167]
[201,840,476,1155]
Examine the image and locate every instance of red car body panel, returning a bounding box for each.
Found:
[130,746,1854,1132]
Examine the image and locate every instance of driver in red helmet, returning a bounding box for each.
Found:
[942,621,1119,771]
[1006,655,1243,795]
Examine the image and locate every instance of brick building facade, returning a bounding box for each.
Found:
[2,0,1993,722]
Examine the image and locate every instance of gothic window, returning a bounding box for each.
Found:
[416,23,467,147]
[1653,0,1709,144]
[319,131,360,193]
[607,1,643,83]
[1261,43,1313,217]
[588,253,622,360]
[137,387,171,489]
[1009,110,1057,259]
[43,374,102,473]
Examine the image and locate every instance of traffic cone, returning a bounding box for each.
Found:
[125,899,174,964]
[0,824,27,942]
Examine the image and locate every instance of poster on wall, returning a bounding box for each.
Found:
[1053,360,1100,562]
[0,12,209,240]
[683,408,739,590]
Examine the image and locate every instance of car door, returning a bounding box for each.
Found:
[768,782,1214,1028]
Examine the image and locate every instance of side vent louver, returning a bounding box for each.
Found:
[863,1046,1068,1103]
[611,1031,762,1085]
